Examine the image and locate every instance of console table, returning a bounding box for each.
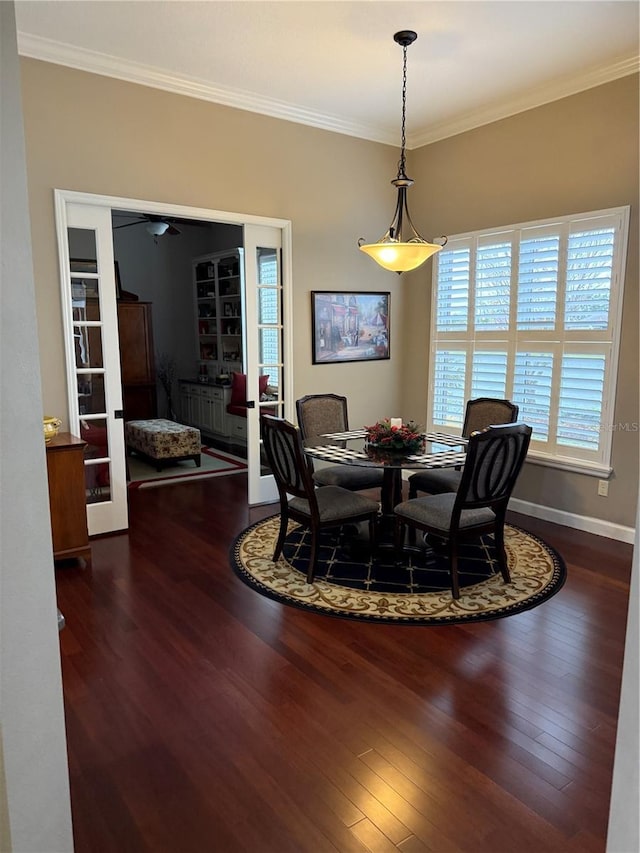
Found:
[46,432,91,567]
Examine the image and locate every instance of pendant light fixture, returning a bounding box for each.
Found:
[358,30,446,274]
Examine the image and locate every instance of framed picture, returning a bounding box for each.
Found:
[311,291,390,364]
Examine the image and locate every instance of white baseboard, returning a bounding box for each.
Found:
[508,497,635,543]
[399,471,636,543]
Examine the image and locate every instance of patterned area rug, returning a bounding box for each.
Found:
[231,515,566,625]
[128,446,246,489]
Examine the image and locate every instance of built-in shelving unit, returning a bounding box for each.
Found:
[193,250,244,381]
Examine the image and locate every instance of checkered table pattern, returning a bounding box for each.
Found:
[305,445,370,462]
[319,429,468,448]
[306,431,468,469]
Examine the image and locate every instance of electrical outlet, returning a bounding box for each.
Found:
[598,479,609,497]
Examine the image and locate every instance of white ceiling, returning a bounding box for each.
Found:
[15,1,640,148]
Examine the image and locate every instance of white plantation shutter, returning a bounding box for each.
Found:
[517,229,560,330]
[475,240,511,331]
[557,350,607,450]
[513,351,554,441]
[435,245,470,332]
[428,207,629,474]
[471,350,508,400]
[432,349,466,430]
[565,227,615,330]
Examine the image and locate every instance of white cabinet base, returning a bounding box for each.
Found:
[225,414,247,442]
[179,381,232,439]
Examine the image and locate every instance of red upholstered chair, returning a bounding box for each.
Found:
[226,372,269,417]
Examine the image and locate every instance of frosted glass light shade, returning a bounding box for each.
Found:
[359,240,443,273]
[146,221,170,236]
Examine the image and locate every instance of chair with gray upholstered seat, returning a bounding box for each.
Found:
[261,414,379,583]
[408,397,519,499]
[395,422,532,599]
[296,394,384,494]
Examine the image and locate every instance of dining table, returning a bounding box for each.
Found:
[304,429,468,517]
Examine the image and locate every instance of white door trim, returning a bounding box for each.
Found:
[54,189,294,524]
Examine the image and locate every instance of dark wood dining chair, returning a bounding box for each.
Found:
[261,414,379,582]
[408,397,519,498]
[395,422,532,599]
[296,393,384,494]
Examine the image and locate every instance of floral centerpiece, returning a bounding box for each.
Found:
[364,418,425,453]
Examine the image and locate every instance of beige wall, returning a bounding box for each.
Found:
[2,6,73,847]
[20,58,403,435]
[406,75,639,529]
[20,58,638,529]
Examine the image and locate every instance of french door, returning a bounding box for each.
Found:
[54,190,292,532]
[55,199,128,534]
[243,224,288,505]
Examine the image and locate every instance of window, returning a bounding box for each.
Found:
[256,248,282,392]
[429,207,630,475]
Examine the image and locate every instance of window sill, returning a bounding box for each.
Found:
[526,452,612,479]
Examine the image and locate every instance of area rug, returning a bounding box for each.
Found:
[128,446,246,489]
[230,515,566,625]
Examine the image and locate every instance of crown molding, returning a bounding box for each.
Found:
[16,33,395,146]
[18,33,639,150]
[410,54,640,147]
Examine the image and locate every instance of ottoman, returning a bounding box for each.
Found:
[125,419,201,471]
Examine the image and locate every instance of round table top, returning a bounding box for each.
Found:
[303,432,467,471]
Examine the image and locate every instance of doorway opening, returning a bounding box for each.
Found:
[111,208,248,460]
[55,189,292,534]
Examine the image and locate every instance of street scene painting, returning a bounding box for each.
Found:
[311,291,390,364]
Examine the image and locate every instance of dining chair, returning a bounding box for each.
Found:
[296,394,384,494]
[261,414,379,582]
[408,397,519,498]
[394,422,532,599]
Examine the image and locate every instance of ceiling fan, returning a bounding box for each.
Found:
[112,212,212,237]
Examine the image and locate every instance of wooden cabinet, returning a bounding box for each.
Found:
[193,250,244,381]
[117,301,157,420]
[46,432,91,567]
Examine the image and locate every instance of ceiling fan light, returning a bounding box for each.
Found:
[146,221,170,236]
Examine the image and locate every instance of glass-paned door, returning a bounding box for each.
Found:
[243,225,287,505]
[58,202,128,534]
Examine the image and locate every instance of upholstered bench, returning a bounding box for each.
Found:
[125,419,201,471]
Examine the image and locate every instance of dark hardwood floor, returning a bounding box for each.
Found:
[54,473,633,853]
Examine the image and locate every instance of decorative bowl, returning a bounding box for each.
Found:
[43,416,62,442]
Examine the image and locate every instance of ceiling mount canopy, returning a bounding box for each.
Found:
[358,30,447,274]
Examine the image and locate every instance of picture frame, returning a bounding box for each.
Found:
[311,291,390,364]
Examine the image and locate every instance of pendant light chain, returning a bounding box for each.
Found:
[399,42,408,180]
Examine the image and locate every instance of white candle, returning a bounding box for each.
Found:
[390,418,402,428]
